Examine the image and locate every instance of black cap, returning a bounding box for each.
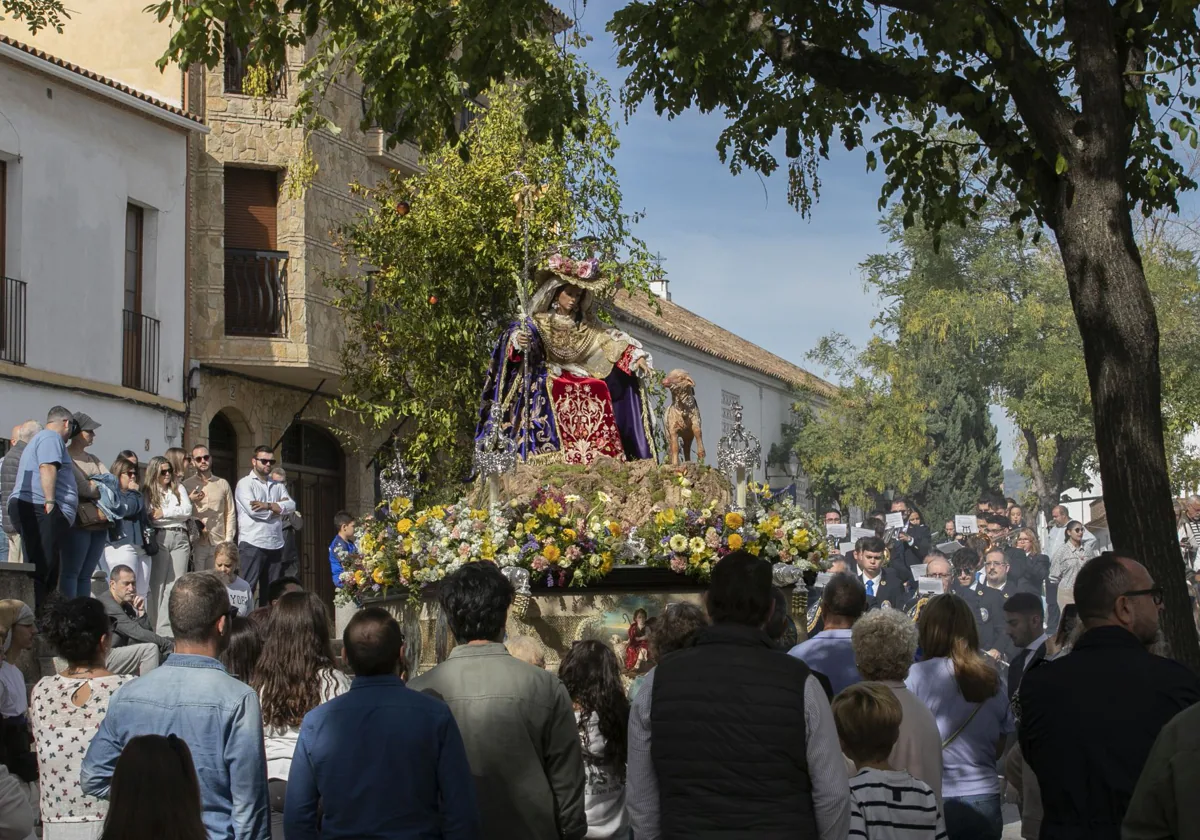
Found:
[72,412,101,432]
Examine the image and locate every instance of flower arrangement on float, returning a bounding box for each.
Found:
[634,480,831,582]
[333,481,831,604]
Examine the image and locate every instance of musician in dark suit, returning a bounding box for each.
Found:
[854,535,908,611]
[888,498,931,583]
[1002,592,1047,705]
[950,547,1008,658]
[1020,553,1200,840]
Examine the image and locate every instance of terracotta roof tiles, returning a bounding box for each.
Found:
[611,291,836,398]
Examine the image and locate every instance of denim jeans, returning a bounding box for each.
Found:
[61,528,106,598]
[944,793,1002,840]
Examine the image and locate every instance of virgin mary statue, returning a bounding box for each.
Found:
[477,254,658,465]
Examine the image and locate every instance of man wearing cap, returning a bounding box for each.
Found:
[6,407,77,609]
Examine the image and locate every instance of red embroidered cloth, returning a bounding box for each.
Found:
[549,373,626,465]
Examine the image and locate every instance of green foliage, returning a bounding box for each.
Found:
[1,0,67,34]
[328,73,652,501]
[786,335,932,514]
[915,357,1004,527]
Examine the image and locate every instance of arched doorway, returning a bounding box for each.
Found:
[280,423,345,610]
[208,412,239,489]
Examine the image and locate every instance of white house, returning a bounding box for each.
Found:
[0,35,206,458]
[612,289,834,501]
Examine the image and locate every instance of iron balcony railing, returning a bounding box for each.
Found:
[0,277,26,365]
[122,309,160,394]
[223,35,287,97]
[225,248,289,337]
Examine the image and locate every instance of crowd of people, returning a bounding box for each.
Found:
[3,404,1200,838]
[1,406,305,635]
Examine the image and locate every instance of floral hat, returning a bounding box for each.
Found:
[534,253,609,292]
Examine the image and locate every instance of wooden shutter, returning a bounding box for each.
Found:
[224,167,278,250]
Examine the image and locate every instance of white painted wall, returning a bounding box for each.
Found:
[0,58,188,401]
[617,317,812,497]
[2,379,183,459]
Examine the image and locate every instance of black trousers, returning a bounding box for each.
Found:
[8,498,69,611]
[239,542,284,607]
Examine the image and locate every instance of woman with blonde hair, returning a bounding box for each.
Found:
[1013,527,1051,601]
[142,455,193,636]
[905,594,1013,840]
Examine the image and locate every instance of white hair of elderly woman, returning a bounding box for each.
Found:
[851,608,919,682]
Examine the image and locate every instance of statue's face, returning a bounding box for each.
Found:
[555,284,583,314]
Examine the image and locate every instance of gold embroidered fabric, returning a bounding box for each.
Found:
[533,313,630,379]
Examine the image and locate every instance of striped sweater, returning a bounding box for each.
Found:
[849,768,947,840]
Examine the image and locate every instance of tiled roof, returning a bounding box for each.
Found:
[0,34,204,125]
[611,291,837,398]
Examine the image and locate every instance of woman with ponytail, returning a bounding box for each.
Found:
[905,594,1013,840]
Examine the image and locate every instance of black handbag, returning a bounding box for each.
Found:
[143,520,160,557]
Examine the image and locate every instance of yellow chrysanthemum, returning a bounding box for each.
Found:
[536,499,562,518]
[562,528,577,543]
[372,567,386,584]
[727,533,744,550]
[748,544,762,556]
[399,562,411,581]
[396,518,414,534]
[354,570,366,586]
[430,506,446,520]
[607,521,622,538]
[669,534,688,552]
[725,512,744,529]
[415,515,429,527]
[543,544,562,563]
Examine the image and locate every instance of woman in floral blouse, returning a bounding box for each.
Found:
[31,598,134,839]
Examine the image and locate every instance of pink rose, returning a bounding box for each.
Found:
[670,556,688,573]
[531,556,549,572]
[458,543,471,557]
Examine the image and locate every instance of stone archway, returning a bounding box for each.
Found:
[280,423,345,610]
[208,412,239,489]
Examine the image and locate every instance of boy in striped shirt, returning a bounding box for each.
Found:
[833,682,947,839]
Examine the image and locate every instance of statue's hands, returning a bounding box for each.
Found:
[512,330,531,352]
[634,357,650,376]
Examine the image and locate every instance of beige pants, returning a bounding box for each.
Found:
[5,533,21,564]
[150,529,191,637]
[191,542,216,573]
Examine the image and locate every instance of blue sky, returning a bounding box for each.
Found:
[574,7,1024,465]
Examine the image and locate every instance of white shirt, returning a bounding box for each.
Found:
[234,472,296,550]
[0,663,26,718]
[859,569,882,595]
[226,577,253,617]
[263,669,351,781]
[1021,634,1049,673]
[150,486,193,529]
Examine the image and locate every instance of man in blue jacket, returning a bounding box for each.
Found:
[285,608,479,840]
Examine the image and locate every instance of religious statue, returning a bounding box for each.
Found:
[663,368,705,466]
[623,608,651,671]
[477,253,658,464]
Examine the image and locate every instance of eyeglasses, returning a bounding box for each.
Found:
[984,561,1009,569]
[928,571,951,579]
[1069,527,1084,533]
[1122,587,1164,606]
[124,471,138,478]
[256,458,276,465]
[194,455,211,462]
[159,468,173,475]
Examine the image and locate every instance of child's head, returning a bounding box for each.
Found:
[213,542,240,583]
[334,511,356,541]
[831,682,903,768]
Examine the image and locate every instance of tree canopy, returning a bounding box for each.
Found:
[329,73,653,500]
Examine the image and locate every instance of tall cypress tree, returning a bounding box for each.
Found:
[917,364,1004,529]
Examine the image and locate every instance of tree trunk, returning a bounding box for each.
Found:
[1053,178,1200,671]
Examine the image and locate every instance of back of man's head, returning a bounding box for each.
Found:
[344,608,404,676]
[823,573,868,621]
[168,572,230,645]
[1074,552,1134,625]
[15,421,40,443]
[438,561,514,644]
[706,550,772,626]
[1003,591,1045,620]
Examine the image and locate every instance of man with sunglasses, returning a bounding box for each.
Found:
[183,445,237,573]
[234,446,296,609]
[1019,552,1200,840]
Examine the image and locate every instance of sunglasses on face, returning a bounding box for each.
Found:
[124,471,137,478]
[1070,527,1083,533]
[160,468,173,476]
[257,458,276,466]
[194,455,211,462]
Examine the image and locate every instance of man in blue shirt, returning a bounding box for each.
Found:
[5,406,77,610]
[788,572,867,695]
[82,572,271,840]
[328,510,357,588]
[285,607,479,840]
